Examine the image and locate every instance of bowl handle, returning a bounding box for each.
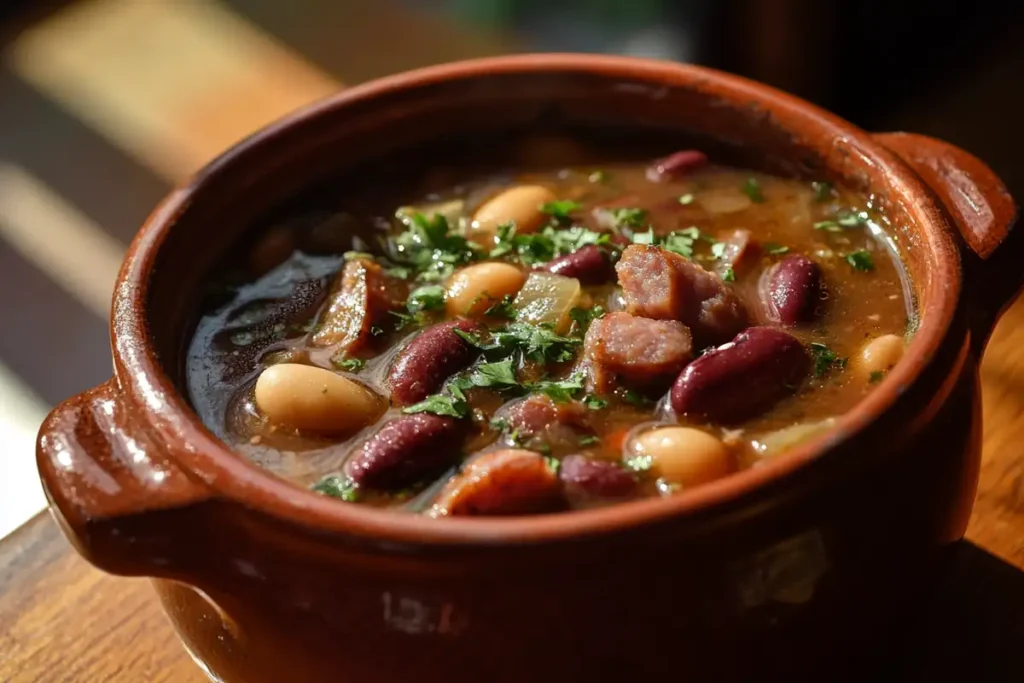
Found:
[36,378,213,577]
[874,132,1021,343]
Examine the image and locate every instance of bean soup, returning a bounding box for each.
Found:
[187,144,912,516]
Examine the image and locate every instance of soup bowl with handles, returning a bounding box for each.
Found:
[36,54,1020,682]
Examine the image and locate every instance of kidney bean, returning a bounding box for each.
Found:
[388,319,484,406]
[430,449,564,516]
[543,245,614,284]
[716,229,761,277]
[344,413,461,490]
[560,455,637,500]
[646,150,709,182]
[762,255,825,325]
[671,327,809,423]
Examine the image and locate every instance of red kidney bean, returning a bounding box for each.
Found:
[387,319,484,406]
[646,150,709,182]
[344,413,461,490]
[762,255,825,325]
[560,455,636,500]
[671,327,809,423]
[543,245,614,284]
[431,449,564,516]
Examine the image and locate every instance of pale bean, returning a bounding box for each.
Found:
[471,185,556,242]
[630,427,733,488]
[445,262,526,317]
[858,334,905,378]
[254,363,383,433]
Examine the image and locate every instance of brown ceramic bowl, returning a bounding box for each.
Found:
[37,55,1019,682]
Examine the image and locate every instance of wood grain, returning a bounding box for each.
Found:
[2,294,1023,681]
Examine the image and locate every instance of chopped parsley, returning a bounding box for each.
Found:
[484,294,517,319]
[332,356,365,372]
[634,225,712,259]
[455,321,582,366]
[490,222,609,266]
[540,199,581,224]
[606,207,648,230]
[765,242,790,255]
[845,250,875,272]
[722,266,736,282]
[569,305,605,333]
[530,372,585,403]
[387,211,481,282]
[312,476,359,502]
[468,360,519,391]
[622,389,653,407]
[742,177,765,203]
[390,310,426,331]
[578,434,600,447]
[869,370,886,384]
[809,342,847,377]
[403,393,469,419]
[624,454,654,473]
[811,181,833,203]
[678,193,695,205]
[710,242,728,260]
[815,210,870,233]
[406,284,446,312]
[813,220,843,233]
[582,395,608,410]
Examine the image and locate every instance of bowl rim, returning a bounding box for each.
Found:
[115,53,962,547]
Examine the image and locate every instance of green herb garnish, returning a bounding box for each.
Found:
[578,435,600,447]
[312,476,359,502]
[484,294,517,320]
[492,322,582,364]
[406,284,446,313]
[469,360,519,391]
[722,266,736,282]
[370,325,385,337]
[530,372,585,403]
[813,220,842,232]
[582,395,608,410]
[869,370,885,384]
[765,242,790,255]
[540,199,581,223]
[809,342,847,377]
[622,389,653,407]
[569,305,605,333]
[403,393,469,419]
[624,454,654,473]
[332,356,365,372]
[811,181,833,203]
[491,223,609,266]
[387,211,481,282]
[742,177,765,203]
[607,207,648,230]
[845,250,875,272]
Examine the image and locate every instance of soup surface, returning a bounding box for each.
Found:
[187,147,912,516]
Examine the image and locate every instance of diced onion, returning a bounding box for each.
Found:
[513,272,581,333]
[698,189,752,215]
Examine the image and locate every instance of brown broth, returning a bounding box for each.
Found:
[187,158,912,512]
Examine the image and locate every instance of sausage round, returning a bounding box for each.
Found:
[430,449,563,516]
[583,311,693,393]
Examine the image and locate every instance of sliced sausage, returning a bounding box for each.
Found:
[560,455,637,501]
[646,149,709,182]
[495,394,590,451]
[615,244,748,346]
[430,449,563,516]
[311,258,405,349]
[716,229,761,277]
[670,327,809,423]
[583,311,693,393]
[544,245,614,284]
[344,413,461,490]
[388,320,485,406]
[760,255,826,325]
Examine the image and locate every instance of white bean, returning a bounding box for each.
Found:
[858,334,904,378]
[630,426,733,488]
[254,363,382,433]
[470,185,556,243]
[445,262,527,317]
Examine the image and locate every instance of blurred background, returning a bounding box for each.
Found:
[0,0,1022,536]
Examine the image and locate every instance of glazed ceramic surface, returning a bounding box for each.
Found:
[37,55,1019,682]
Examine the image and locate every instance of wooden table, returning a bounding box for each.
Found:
[2,297,1024,681]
